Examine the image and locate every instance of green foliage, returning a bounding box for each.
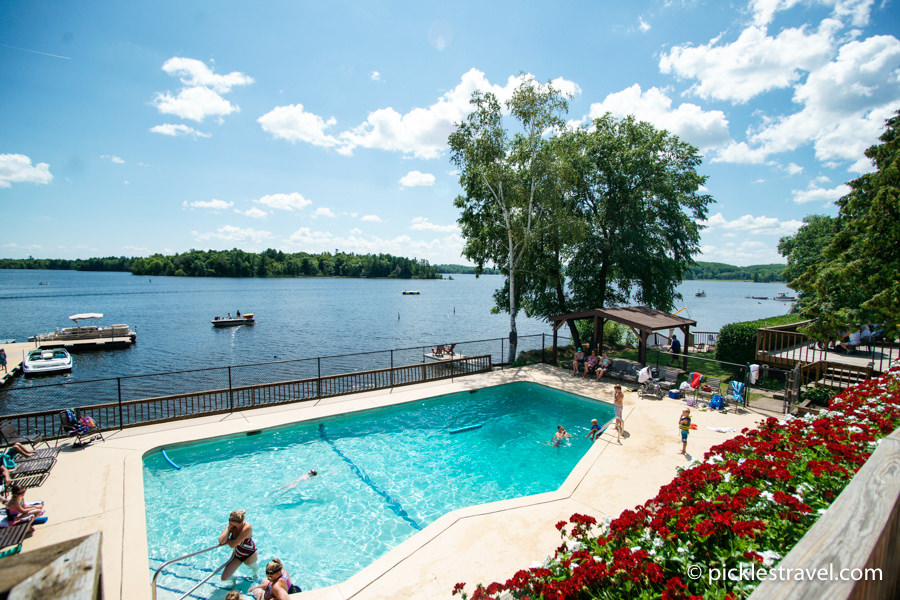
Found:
[0,250,441,280]
[778,215,836,286]
[791,111,900,340]
[433,264,501,275]
[685,261,786,282]
[714,321,760,366]
[802,386,835,406]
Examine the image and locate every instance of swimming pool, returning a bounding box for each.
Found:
[144,381,613,598]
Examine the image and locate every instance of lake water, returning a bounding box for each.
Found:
[0,269,792,388]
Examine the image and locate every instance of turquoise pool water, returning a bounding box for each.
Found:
[144,382,613,598]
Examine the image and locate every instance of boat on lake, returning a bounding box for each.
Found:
[402,290,421,295]
[23,348,73,377]
[212,313,255,327]
[29,313,136,346]
[695,289,706,297]
[774,292,797,301]
[749,296,769,300]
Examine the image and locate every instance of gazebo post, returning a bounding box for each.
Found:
[592,315,599,352]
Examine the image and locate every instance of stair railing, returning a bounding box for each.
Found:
[151,543,228,600]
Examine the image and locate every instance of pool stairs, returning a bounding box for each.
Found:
[150,546,249,600]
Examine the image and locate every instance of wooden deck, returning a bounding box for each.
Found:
[761,343,879,369]
[0,342,36,386]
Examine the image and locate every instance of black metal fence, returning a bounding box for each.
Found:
[0,333,567,438]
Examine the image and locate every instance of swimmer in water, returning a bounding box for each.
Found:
[275,469,318,494]
[549,425,572,447]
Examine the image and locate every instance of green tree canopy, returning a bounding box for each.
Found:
[791,110,900,339]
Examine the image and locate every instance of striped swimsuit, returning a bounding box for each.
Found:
[232,535,257,561]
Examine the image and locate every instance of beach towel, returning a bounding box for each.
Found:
[689,372,703,389]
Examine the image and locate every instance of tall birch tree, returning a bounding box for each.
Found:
[448,77,569,363]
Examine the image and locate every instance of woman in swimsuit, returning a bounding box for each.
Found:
[218,509,258,581]
[550,425,572,447]
[6,483,47,533]
[249,558,294,600]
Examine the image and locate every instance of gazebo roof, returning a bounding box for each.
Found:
[550,305,696,333]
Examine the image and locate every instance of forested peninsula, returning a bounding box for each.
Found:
[684,262,785,282]
[0,249,442,279]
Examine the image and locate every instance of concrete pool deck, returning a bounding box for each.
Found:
[23,364,767,600]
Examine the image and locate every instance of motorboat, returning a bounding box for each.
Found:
[695,289,706,297]
[402,290,421,295]
[750,296,769,300]
[29,313,137,344]
[23,348,73,376]
[212,313,255,327]
[774,292,797,301]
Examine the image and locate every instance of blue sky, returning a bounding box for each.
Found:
[2,0,898,266]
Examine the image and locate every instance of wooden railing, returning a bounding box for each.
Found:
[751,428,900,599]
[756,327,820,368]
[2,355,493,440]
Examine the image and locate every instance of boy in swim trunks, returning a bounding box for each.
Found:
[585,419,602,441]
[679,409,691,455]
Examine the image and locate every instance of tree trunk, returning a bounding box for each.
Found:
[508,242,518,364]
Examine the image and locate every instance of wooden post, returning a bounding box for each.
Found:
[0,531,102,600]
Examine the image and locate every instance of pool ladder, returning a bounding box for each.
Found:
[151,543,229,600]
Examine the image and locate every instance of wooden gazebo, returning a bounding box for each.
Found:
[549,306,697,368]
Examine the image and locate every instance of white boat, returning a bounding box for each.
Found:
[211,313,255,327]
[774,292,797,301]
[695,289,706,297]
[29,313,136,345]
[23,348,73,376]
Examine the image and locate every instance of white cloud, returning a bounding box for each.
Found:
[588,84,731,150]
[254,192,312,211]
[361,214,382,222]
[790,182,851,204]
[750,0,875,28]
[101,154,124,164]
[149,123,211,138]
[371,71,382,82]
[399,170,436,187]
[183,199,233,211]
[238,207,268,219]
[257,104,341,149]
[313,207,336,218]
[701,212,804,235]
[350,228,363,234]
[153,86,238,122]
[785,162,804,175]
[153,57,251,125]
[638,16,651,32]
[0,154,53,188]
[659,20,840,103]
[260,69,580,159]
[711,141,771,164]
[746,34,900,172]
[410,217,459,232]
[191,225,273,244]
[161,57,253,93]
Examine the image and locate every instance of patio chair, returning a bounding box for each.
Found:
[58,410,105,448]
[2,446,59,461]
[443,343,456,356]
[724,380,746,410]
[431,346,444,357]
[5,472,50,489]
[5,457,56,479]
[0,421,47,450]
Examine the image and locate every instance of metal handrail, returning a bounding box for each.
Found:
[151,543,226,600]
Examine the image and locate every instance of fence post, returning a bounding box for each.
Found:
[541,333,545,364]
[228,366,234,413]
[390,350,394,388]
[117,378,123,430]
[317,357,321,399]
[501,338,505,365]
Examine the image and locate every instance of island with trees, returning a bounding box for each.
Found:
[0,249,442,279]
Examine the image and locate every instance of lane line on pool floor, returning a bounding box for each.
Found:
[318,423,424,531]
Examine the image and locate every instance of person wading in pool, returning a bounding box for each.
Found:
[275,469,318,495]
[218,509,259,580]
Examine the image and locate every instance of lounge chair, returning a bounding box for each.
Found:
[6,457,56,478]
[443,343,456,356]
[3,446,59,461]
[0,421,47,450]
[5,472,50,489]
[431,346,444,357]
[0,517,34,558]
[58,410,105,448]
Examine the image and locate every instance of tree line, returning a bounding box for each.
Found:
[0,249,442,279]
[685,262,785,282]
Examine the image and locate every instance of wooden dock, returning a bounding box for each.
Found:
[1,336,134,386]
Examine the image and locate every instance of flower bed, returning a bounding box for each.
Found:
[453,364,900,599]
